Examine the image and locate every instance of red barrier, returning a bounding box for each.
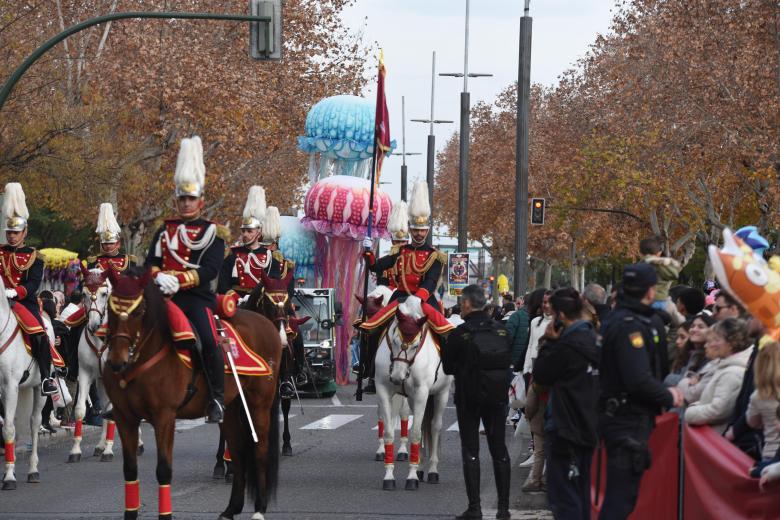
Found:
[591,412,679,519]
[684,424,780,519]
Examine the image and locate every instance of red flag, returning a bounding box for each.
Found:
[374,51,391,184]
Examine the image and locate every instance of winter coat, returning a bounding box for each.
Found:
[506,307,529,367]
[677,359,720,404]
[685,348,752,434]
[533,320,600,449]
[523,315,552,375]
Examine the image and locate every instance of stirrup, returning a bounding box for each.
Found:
[279,381,295,400]
[295,372,308,386]
[41,378,58,396]
[206,400,224,424]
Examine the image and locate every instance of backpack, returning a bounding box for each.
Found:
[461,319,512,405]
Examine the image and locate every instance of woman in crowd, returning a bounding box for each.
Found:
[684,318,752,433]
[664,320,692,387]
[746,342,780,464]
[675,313,717,402]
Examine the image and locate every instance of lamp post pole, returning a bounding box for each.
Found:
[514,0,532,297]
[412,51,453,247]
[440,0,492,253]
[399,96,421,201]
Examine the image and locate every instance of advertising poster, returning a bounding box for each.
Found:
[448,252,470,296]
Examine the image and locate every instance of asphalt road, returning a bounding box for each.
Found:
[0,387,551,519]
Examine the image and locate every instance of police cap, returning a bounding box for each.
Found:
[623,263,658,291]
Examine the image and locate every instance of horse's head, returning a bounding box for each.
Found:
[356,285,394,318]
[387,309,427,386]
[81,265,111,334]
[104,268,153,373]
[248,268,294,344]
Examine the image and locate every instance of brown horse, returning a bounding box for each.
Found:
[102,268,281,520]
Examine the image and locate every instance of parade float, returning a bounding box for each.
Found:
[297,94,394,385]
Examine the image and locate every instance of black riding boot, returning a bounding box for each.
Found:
[293,335,308,385]
[202,346,225,423]
[493,457,511,519]
[456,456,482,519]
[33,334,57,396]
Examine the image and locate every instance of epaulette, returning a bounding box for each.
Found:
[128,254,138,264]
[437,251,448,264]
[272,250,284,262]
[389,244,401,255]
[285,259,296,269]
[215,224,231,243]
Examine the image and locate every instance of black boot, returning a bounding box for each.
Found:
[493,457,511,519]
[202,346,225,424]
[33,334,56,396]
[456,456,482,519]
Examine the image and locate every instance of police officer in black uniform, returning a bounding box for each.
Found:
[598,264,684,519]
[443,284,511,520]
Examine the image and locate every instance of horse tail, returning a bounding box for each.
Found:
[422,395,435,454]
[244,392,280,506]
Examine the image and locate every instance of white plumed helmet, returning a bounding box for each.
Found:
[95,203,121,243]
[3,182,29,232]
[174,136,206,198]
[408,181,431,230]
[388,200,409,242]
[241,186,266,230]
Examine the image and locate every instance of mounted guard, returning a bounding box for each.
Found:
[87,203,135,273]
[360,180,451,336]
[1,182,57,396]
[371,199,409,289]
[145,136,226,424]
[218,186,288,297]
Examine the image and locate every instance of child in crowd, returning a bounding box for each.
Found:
[640,235,681,313]
[746,342,780,486]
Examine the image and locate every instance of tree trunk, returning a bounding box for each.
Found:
[569,240,577,291]
[543,262,553,289]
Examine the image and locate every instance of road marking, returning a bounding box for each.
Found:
[300,414,362,430]
[280,413,297,419]
[331,394,342,406]
[371,415,414,431]
[175,418,205,432]
[446,421,459,432]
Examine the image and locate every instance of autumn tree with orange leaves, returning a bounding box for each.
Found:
[435,0,779,288]
[0,0,369,256]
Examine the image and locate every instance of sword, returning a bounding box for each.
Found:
[220,336,258,443]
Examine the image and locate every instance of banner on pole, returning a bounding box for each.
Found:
[448,252,470,296]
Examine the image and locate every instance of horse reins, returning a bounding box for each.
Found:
[0,303,20,357]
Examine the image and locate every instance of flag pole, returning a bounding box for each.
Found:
[356,53,383,402]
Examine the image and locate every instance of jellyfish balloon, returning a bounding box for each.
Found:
[298,95,395,384]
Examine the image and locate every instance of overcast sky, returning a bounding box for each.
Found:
[338,0,616,206]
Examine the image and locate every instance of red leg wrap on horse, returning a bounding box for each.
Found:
[223,444,232,462]
[377,420,384,438]
[106,420,116,442]
[384,443,394,465]
[400,419,409,438]
[158,484,172,516]
[410,442,420,465]
[125,480,140,511]
[74,420,83,439]
[4,441,14,464]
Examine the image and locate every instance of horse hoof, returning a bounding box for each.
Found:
[427,472,439,484]
[100,453,114,462]
[251,513,266,520]
[282,444,293,456]
[2,480,17,490]
[212,464,225,480]
[374,452,383,461]
[396,452,408,462]
[137,444,145,456]
[27,473,39,483]
[93,447,104,457]
[67,453,81,463]
[124,510,139,520]
[405,478,419,491]
[416,470,424,481]
[382,479,396,490]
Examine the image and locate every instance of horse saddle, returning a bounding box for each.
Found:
[9,304,66,368]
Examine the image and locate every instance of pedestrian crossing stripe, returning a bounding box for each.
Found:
[447,421,459,432]
[300,414,362,430]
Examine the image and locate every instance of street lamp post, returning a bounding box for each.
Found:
[399,96,421,201]
[440,0,492,253]
[412,51,453,246]
[514,0,532,297]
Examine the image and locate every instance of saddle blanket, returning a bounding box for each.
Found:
[175,320,272,377]
[23,335,66,368]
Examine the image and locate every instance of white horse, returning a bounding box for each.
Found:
[374,298,453,490]
[0,278,50,489]
[67,268,143,463]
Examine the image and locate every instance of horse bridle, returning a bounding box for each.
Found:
[257,288,296,339]
[386,323,426,382]
[105,294,159,385]
[83,283,108,333]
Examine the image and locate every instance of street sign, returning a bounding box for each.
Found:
[448,252,470,296]
[250,0,282,60]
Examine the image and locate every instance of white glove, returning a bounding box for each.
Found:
[5,289,17,299]
[238,294,250,305]
[155,273,180,295]
[399,295,424,320]
[362,237,373,249]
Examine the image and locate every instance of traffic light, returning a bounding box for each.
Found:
[531,198,545,225]
[250,0,282,60]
